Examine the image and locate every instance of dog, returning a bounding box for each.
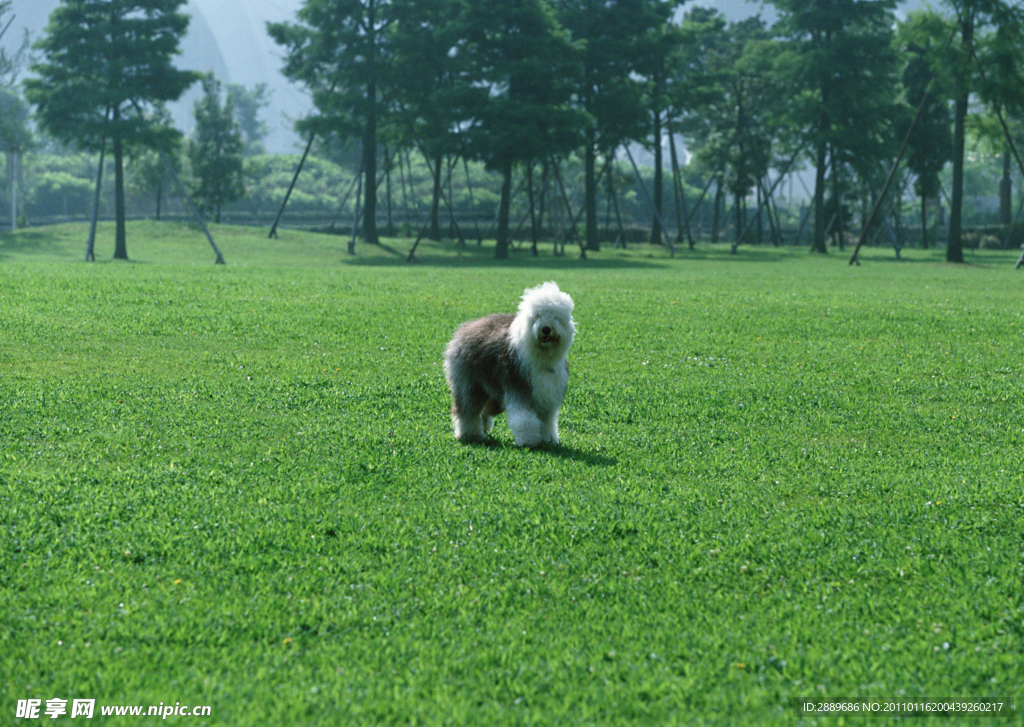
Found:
[444,282,575,447]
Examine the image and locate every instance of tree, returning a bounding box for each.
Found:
[1,0,33,231]
[387,0,472,241]
[269,0,393,246]
[771,0,900,253]
[190,75,245,223]
[971,3,1024,231]
[460,0,585,259]
[896,11,954,249]
[553,0,662,251]
[227,83,271,157]
[681,14,791,248]
[126,103,179,220]
[939,0,1024,262]
[0,88,31,231]
[25,0,197,260]
[635,3,686,247]
[0,0,31,88]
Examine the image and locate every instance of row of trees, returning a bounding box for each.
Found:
[267,0,1024,261]
[7,0,1024,262]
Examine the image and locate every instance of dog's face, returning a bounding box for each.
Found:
[511,282,576,361]
[529,303,575,356]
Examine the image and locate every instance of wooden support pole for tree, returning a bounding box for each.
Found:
[625,145,675,255]
[349,169,362,255]
[269,132,315,239]
[683,170,719,234]
[442,156,465,246]
[988,107,1024,269]
[85,140,106,261]
[328,158,364,232]
[0,15,14,43]
[730,152,801,255]
[667,122,694,249]
[611,163,627,248]
[527,163,539,256]
[406,155,457,263]
[848,33,958,266]
[463,156,484,246]
[159,147,225,264]
[550,159,586,260]
[397,148,413,237]
[125,99,223,262]
[793,204,813,246]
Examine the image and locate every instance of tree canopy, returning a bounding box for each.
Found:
[25,0,198,259]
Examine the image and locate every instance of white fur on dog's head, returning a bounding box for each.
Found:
[509,282,575,361]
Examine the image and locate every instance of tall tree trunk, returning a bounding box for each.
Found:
[668,124,691,249]
[811,138,828,253]
[362,123,378,245]
[756,183,763,245]
[1000,149,1012,228]
[495,159,512,259]
[649,105,663,245]
[7,151,16,232]
[735,193,743,244]
[429,153,442,240]
[113,129,128,260]
[920,194,928,249]
[86,143,105,261]
[385,144,394,237]
[831,152,843,250]
[584,125,598,251]
[527,163,538,257]
[538,161,548,242]
[711,176,722,244]
[947,12,972,263]
[947,90,967,262]
[349,169,362,255]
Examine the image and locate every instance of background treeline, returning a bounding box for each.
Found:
[2,0,1024,258]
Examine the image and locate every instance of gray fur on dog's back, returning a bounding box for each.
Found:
[444,314,530,417]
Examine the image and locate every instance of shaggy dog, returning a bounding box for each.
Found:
[444,282,575,447]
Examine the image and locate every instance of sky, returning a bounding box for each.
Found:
[5,0,929,155]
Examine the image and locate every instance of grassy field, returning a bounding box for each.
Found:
[1,222,1022,725]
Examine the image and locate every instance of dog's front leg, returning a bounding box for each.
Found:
[539,413,559,445]
[507,402,545,448]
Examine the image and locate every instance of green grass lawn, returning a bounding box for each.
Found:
[1,222,1022,725]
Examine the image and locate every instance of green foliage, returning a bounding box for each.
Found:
[684,17,781,203]
[0,87,31,153]
[226,83,272,157]
[0,0,31,87]
[244,154,354,214]
[25,0,197,153]
[460,0,584,173]
[24,0,199,259]
[189,76,245,224]
[897,11,955,201]
[459,0,587,255]
[268,0,392,244]
[1,224,1023,724]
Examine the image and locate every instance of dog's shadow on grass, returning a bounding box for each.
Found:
[470,438,618,467]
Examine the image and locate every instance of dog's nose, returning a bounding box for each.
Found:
[541,326,552,336]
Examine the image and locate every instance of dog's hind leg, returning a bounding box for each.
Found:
[451,384,488,441]
[481,398,503,435]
